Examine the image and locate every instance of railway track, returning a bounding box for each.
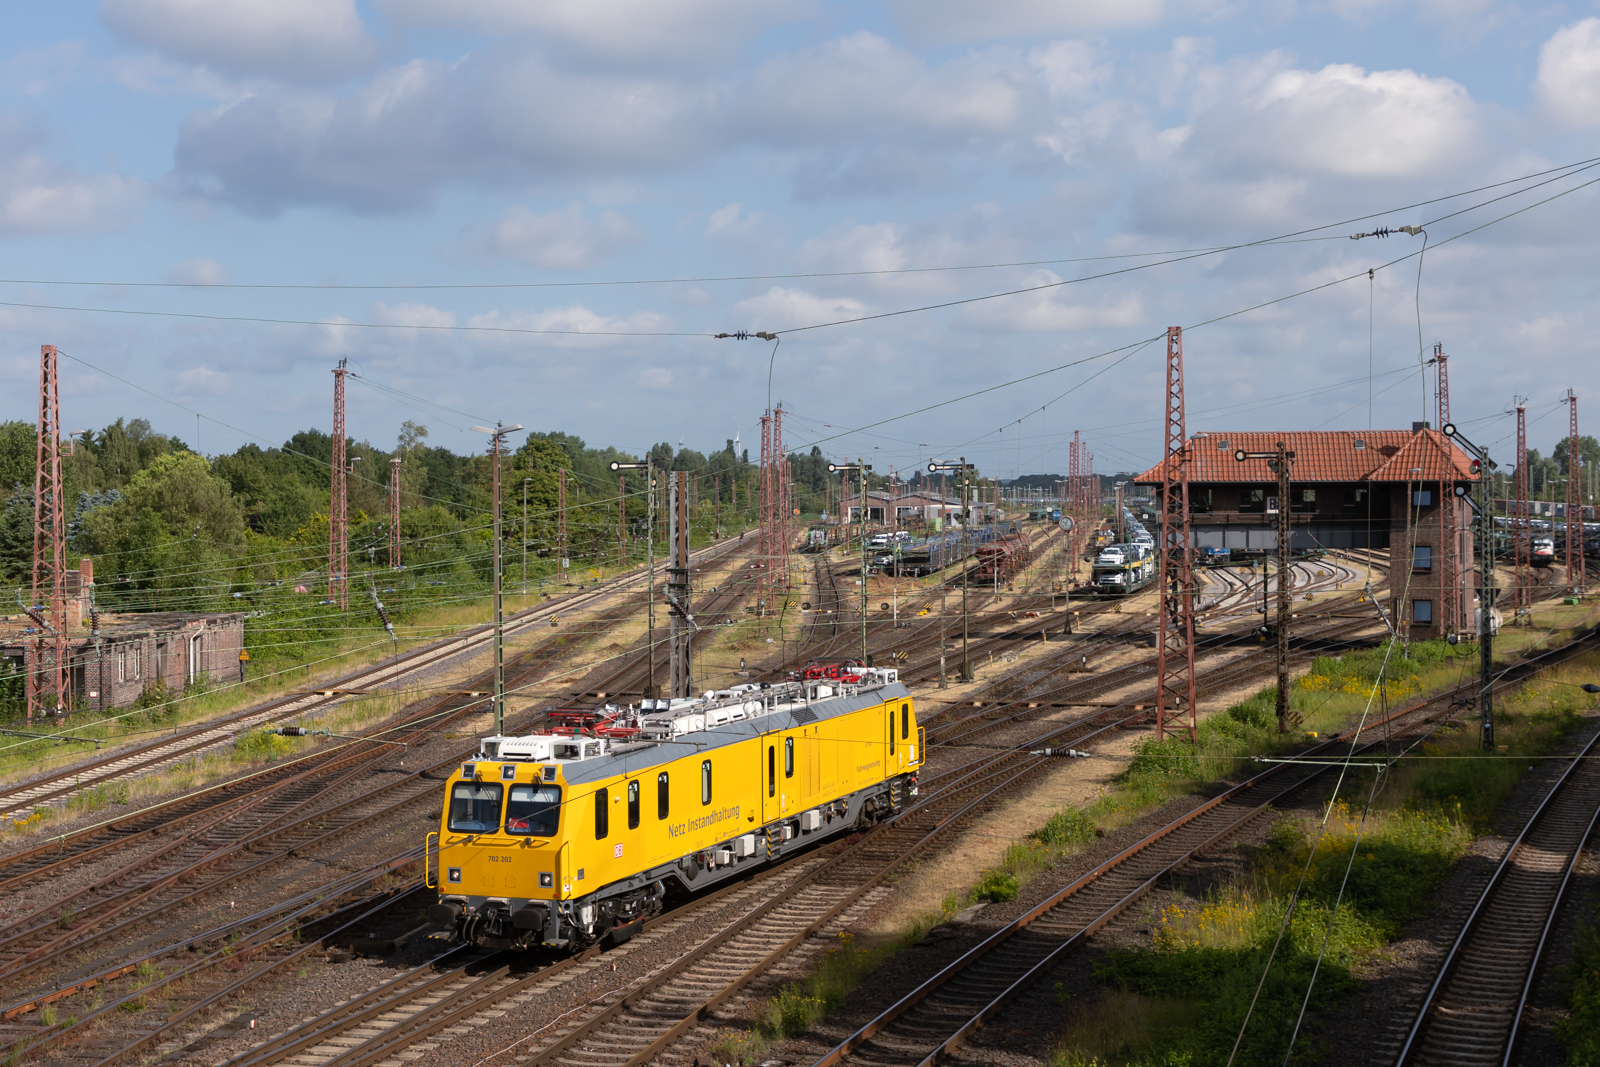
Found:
[809,632,1600,1067]
[0,539,742,817]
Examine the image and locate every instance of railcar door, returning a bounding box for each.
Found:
[761,736,784,825]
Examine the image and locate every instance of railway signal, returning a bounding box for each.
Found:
[830,460,875,662]
[1234,442,1297,732]
[929,459,977,682]
[611,458,660,696]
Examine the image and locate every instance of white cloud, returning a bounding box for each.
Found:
[1190,59,1479,178]
[164,257,229,284]
[636,367,675,390]
[960,272,1143,331]
[729,287,866,331]
[1537,19,1600,128]
[376,0,791,67]
[111,53,247,99]
[373,302,457,329]
[888,0,1163,44]
[172,365,229,395]
[463,306,675,348]
[99,0,377,82]
[482,203,644,269]
[172,55,720,214]
[0,118,144,235]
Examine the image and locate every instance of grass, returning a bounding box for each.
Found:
[1046,646,1600,1067]
[0,589,562,790]
[713,931,891,1064]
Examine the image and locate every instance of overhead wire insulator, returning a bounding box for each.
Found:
[1028,747,1092,758]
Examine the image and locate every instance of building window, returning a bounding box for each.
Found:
[1413,545,1432,571]
[1342,488,1368,510]
[1413,599,1434,624]
[1189,488,1213,514]
[1239,489,1266,514]
[594,788,609,840]
[701,760,712,805]
[117,652,126,683]
[1412,489,1434,507]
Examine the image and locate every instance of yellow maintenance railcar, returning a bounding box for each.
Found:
[427,668,921,950]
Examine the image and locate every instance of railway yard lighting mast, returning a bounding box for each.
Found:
[930,459,977,681]
[1443,422,1497,750]
[828,461,873,663]
[472,421,524,736]
[611,458,658,696]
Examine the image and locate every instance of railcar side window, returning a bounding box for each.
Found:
[448,782,503,834]
[505,784,560,837]
[902,704,909,739]
[768,746,775,797]
[595,788,609,839]
[785,737,794,778]
[702,760,712,805]
[658,772,670,819]
[888,710,895,755]
[628,780,640,830]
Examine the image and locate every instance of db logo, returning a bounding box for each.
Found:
[613,844,624,858]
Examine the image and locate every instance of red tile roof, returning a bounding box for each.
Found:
[1132,429,1478,485]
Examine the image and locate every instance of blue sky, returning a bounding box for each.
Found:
[1,0,1598,480]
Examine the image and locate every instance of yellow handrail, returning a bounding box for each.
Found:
[424,832,438,888]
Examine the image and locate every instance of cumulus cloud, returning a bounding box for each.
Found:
[1536,19,1600,128]
[888,0,1163,44]
[481,203,644,269]
[1216,61,1479,178]
[464,306,675,348]
[376,0,791,67]
[164,256,229,284]
[172,365,229,395]
[0,117,144,235]
[729,287,866,331]
[99,0,376,82]
[172,55,719,214]
[959,272,1143,331]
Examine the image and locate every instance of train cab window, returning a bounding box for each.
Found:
[702,760,713,805]
[448,782,502,834]
[505,783,561,837]
[902,704,909,740]
[768,746,775,797]
[628,780,640,830]
[785,737,794,779]
[658,772,670,819]
[595,788,609,840]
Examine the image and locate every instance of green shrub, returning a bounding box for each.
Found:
[973,870,1019,903]
[1560,909,1600,1063]
[1032,808,1098,848]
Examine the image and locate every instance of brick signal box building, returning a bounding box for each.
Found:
[1133,425,1477,639]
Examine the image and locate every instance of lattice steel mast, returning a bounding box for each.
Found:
[1568,389,1586,594]
[329,359,349,610]
[1154,327,1196,742]
[28,344,68,721]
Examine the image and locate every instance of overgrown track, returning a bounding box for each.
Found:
[1396,716,1600,1065]
[810,630,1600,1067]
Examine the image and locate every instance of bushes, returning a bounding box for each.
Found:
[973,870,1020,903]
[1033,808,1098,848]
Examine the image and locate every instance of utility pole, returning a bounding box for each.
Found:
[1432,345,1461,638]
[929,459,975,679]
[28,344,68,721]
[616,472,626,570]
[389,456,402,568]
[611,458,657,695]
[557,469,568,586]
[472,421,524,736]
[329,359,349,610]
[1514,401,1531,624]
[1568,389,1585,594]
[1443,422,1495,749]
[668,470,693,696]
[1233,441,1295,729]
[521,478,531,596]
[828,460,873,662]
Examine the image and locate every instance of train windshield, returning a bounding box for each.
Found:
[506,783,562,837]
[448,782,503,833]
